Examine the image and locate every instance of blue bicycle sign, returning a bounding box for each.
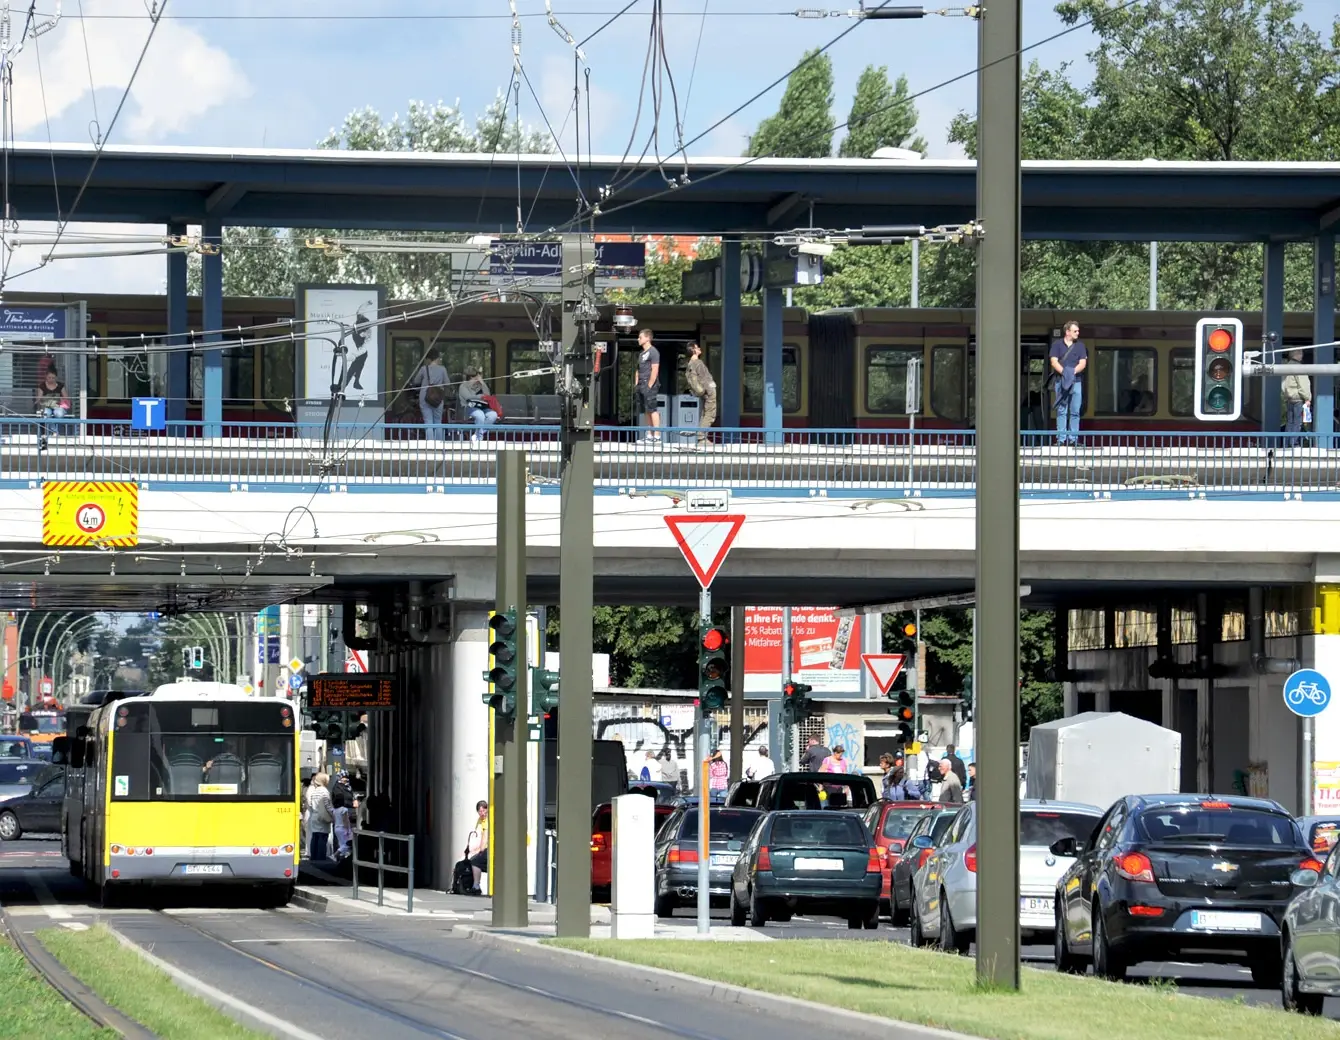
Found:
[1284,669,1332,718]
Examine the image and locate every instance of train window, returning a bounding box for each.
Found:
[931,344,975,424]
[864,346,923,415]
[104,333,162,400]
[1094,348,1156,416]
[442,340,495,386]
[507,339,556,395]
[391,337,427,393]
[742,345,800,413]
[188,344,255,404]
[1169,348,1194,416]
[259,341,295,404]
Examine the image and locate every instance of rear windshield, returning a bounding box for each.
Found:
[776,775,877,810]
[1136,805,1303,847]
[1021,811,1100,848]
[771,814,868,847]
[1308,820,1340,854]
[678,810,760,840]
[883,807,935,840]
[0,761,39,783]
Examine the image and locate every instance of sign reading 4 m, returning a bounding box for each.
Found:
[42,481,139,547]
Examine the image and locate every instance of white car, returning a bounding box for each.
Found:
[908,799,1104,953]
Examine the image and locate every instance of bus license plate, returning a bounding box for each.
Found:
[182,864,224,876]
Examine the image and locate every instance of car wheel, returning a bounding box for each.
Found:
[861,902,880,930]
[655,892,676,919]
[1282,930,1325,1015]
[748,888,768,927]
[0,811,20,841]
[908,890,930,947]
[729,887,746,927]
[1092,905,1127,982]
[891,887,910,927]
[939,892,970,955]
[1054,906,1084,974]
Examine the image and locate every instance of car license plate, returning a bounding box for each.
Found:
[1190,910,1262,932]
[1020,897,1053,914]
[709,854,738,868]
[181,864,224,876]
[794,857,843,871]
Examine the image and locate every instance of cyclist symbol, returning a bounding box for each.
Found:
[1284,669,1332,718]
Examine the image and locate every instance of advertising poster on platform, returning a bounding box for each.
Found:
[744,606,863,694]
[1315,761,1340,815]
[296,284,385,403]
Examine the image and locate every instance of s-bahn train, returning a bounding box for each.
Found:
[9,293,1311,432]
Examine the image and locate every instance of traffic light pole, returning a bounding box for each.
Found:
[975,0,1023,990]
[556,233,596,939]
[698,585,712,935]
[494,450,528,929]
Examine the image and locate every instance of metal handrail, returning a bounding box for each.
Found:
[350,828,415,912]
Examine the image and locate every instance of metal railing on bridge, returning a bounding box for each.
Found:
[0,418,1335,496]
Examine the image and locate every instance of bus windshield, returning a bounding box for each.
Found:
[110,700,295,802]
[19,713,64,734]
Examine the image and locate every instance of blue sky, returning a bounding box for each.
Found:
[5,0,1338,293]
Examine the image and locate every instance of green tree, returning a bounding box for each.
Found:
[838,66,927,158]
[747,49,836,159]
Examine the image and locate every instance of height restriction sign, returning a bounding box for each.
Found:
[43,481,139,547]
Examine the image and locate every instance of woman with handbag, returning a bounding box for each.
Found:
[415,347,448,440]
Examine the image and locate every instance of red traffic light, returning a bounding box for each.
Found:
[783,682,797,696]
[1207,327,1233,352]
[702,628,727,652]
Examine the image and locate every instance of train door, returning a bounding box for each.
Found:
[595,336,689,427]
[1021,338,1050,432]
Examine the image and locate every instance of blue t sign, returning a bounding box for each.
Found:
[131,397,166,431]
[1284,668,1332,718]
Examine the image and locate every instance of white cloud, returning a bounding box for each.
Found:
[1,222,168,294]
[10,0,249,141]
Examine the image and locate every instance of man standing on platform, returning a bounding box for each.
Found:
[684,342,717,445]
[1048,320,1087,446]
[635,328,661,440]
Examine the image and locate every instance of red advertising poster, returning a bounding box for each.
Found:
[744,607,862,693]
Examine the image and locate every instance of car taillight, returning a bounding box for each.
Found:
[964,845,977,872]
[668,846,698,864]
[1200,801,1230,809]
[757,846,772,870]
[867,848,882,873]
[1300,857,1326,874]
[1128,905,1165,917]
[1114,852,1155,883]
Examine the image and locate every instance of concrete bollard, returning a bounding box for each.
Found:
[610,793,655,938]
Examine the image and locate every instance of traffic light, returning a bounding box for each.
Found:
[782,680,813,723]
[699,625,730,712]
[189,646,204,670]
[899,620,918,692]
[887,688,915,743]
[1193,317,1243,421]
[532,667,560,711]
[482,610,519,719]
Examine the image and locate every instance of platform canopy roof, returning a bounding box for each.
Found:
[7,142,1340,242]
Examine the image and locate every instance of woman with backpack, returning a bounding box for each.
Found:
[415,347,448,440]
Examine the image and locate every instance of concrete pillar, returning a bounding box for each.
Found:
[720,240,742,430]
[201,218,224,436]
[166,222,189,427]
[450,608,491,870]
[1314,233,1335,447]
[1262,240,1285,435]
[762,286,784,435]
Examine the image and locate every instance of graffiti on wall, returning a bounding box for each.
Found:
[826,719,862,772]
[591,703,770,789]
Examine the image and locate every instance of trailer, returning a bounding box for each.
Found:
[1025,711,1182,810]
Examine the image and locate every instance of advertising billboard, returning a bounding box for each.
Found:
[744,606,863,694]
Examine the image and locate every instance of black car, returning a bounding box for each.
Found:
[729,809,882,929]
[1054,794,1319,984]
[654,806,762,916]
[751,771,878,812]
[0,768,65,840]
[723,779,761,808]
[890,807,959,925]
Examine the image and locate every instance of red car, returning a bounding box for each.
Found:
[861,800,940,914]
[590,801,676,899]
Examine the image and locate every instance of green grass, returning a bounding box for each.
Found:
[546,938,1340,1040]
[40,926,267,1040]
[0,937,114,1040]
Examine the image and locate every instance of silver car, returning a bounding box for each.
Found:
[909,799,1104,953]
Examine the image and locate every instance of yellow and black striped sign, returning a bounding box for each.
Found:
[41,481,139,547]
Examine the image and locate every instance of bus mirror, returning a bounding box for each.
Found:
[50,737,67,765]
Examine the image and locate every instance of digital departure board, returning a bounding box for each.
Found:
[308,674,396,710]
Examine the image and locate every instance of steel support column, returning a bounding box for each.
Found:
[720,240,742,430]
[761,286,784,436]
[974,0,1022,990]
[166,221,189,427]
[201,218,224,436]
[1262,240,1286,435]
[493,450,529,927]
[1315,233,1335,447]
[556,233,596,938]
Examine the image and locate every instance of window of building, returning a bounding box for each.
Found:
[1094,348,1156,416]
[507,339,556,395]
[1169,348,1194,416]
[742,344,800,413]
[930,344,975,424]
[864,346,923,415]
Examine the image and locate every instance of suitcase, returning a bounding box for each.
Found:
[451,848,474,894]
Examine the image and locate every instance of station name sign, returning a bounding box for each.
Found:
[308,673,396,710]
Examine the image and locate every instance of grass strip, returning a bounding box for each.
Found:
[0,936,114,1040]
[40,925,267,1040]
[547,937,1340,1040]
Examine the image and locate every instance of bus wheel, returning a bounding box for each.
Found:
[258,883,294,909]
[68,858,81,879]
[99,881,118,908]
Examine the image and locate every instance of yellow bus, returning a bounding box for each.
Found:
[64,682,300,906]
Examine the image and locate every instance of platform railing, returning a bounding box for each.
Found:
[1,418,1337,495]
[350,828,415,912]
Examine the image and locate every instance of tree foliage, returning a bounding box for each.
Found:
[839,66,928,158]
[747,49,836,159]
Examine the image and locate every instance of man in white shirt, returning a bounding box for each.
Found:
[746,747,776,781]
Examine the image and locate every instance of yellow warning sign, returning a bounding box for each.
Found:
[42,481,139,547]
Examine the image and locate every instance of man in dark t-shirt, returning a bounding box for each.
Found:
[801,737,830,772]
[635,328,661,440]
[1048,319,1087,446]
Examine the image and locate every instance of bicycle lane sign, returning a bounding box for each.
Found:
[1284,669,1332,718]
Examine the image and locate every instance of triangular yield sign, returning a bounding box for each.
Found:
[664,514,745,589]
[862,654,906,695]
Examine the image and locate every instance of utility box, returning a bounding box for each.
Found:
[1025,711,1181,810]
[610,793,656,938]
[671,394,700,442]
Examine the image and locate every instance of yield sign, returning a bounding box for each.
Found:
[664,514,745,588]
[862,654,906,695]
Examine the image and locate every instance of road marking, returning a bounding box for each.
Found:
[25,870,71,920]
[231,938,354,944]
